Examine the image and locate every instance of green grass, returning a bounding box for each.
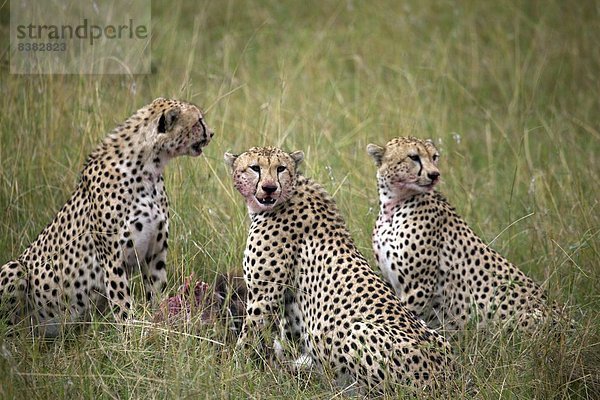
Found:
[1,0,599,398]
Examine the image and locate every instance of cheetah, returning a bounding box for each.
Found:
[0,97,214,336]
[225,146,452,392]
[367,136,560,334]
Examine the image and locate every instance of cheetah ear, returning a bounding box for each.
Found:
[224,152,238,169]
[424,138,439,152]
[367,144,385,167]
[289,151,304,167]
[157,108,180,134]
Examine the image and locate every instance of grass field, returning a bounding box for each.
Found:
[1,0,599,398]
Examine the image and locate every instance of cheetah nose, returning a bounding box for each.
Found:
[262,184,277,194]
[428,171,440,181]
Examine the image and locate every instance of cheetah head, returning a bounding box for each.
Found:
[367,137,440,202]
[149,98,214,158]
[224,147,304,214]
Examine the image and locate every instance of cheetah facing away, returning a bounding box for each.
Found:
[368,137,560,333]
[225,146,452,392]
[0,98,214,336]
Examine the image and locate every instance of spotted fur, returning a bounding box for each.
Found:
[368,137,560,333]
[225,146,452,392]
[0,98,214,336]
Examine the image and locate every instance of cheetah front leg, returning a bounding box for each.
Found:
[140,184,170,307]
[234,235,295,366]
[234,298,273,368]
[236,298,274,349]
[235,287,291,366]
[100,248,132,322]
[140,219,168,307]
[273,298,315,372]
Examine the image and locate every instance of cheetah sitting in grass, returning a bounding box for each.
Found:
[367,137,562,334]
[225,146,452,393]
[0,98,214,336]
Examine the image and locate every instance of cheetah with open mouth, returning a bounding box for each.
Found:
[0,98,214,336]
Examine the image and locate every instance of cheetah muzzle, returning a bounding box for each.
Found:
[190,119,210,156]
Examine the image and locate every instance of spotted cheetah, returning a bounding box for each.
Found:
[368,137,560,333]
[0,98,214,336]
[225,146,452,392]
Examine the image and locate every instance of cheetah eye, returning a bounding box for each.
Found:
[408,154,420,162]
[276,166,286,173]
[432,154,440,162]
[249,165,260,173]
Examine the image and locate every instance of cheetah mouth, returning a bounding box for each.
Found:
[394,181,437,194]
[419,182,437,190]
[256,196,276,206]
[190,141,205,155]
